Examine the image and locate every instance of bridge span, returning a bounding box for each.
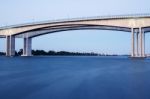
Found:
[1,14,150,58]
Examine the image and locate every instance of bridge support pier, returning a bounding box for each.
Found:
[22,38,32,56]
[142,30,145,57]
[6,35,15,56]
[131,28,145,58]
[131,28,135,57]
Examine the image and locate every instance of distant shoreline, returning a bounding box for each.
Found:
[0,50,128,56]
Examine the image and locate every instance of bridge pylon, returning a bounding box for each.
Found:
[131,28,146,58]
[6,35,15,56]
[22,37,32,56]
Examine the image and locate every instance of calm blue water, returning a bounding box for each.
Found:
[0,56,150,99]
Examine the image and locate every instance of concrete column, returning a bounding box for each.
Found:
[142,30,145,57]
[131,28,135,57]
[26,38,32,56]
[136,32,139,57]
[23,38,27,55]
[131,28,146,58]
[6,36,10,56]
[139,27,143,57]
[6,35,15,56]
[23,38,32,56]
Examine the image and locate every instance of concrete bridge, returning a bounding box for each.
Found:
[1,14,150,57]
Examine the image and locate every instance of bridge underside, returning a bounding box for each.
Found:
[15,25,131,38]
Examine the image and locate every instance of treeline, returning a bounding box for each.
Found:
[0,49,120,56]
[0,52,5,56]
[16,49,99,56]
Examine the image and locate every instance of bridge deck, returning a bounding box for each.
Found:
[0,13,150,30]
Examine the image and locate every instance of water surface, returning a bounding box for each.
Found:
[0,56,150,99]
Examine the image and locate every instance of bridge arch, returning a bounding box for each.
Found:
[14,24,131,38]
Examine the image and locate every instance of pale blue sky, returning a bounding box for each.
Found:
[0,0,150,54]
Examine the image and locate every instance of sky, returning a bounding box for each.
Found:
[0,0,150,54]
